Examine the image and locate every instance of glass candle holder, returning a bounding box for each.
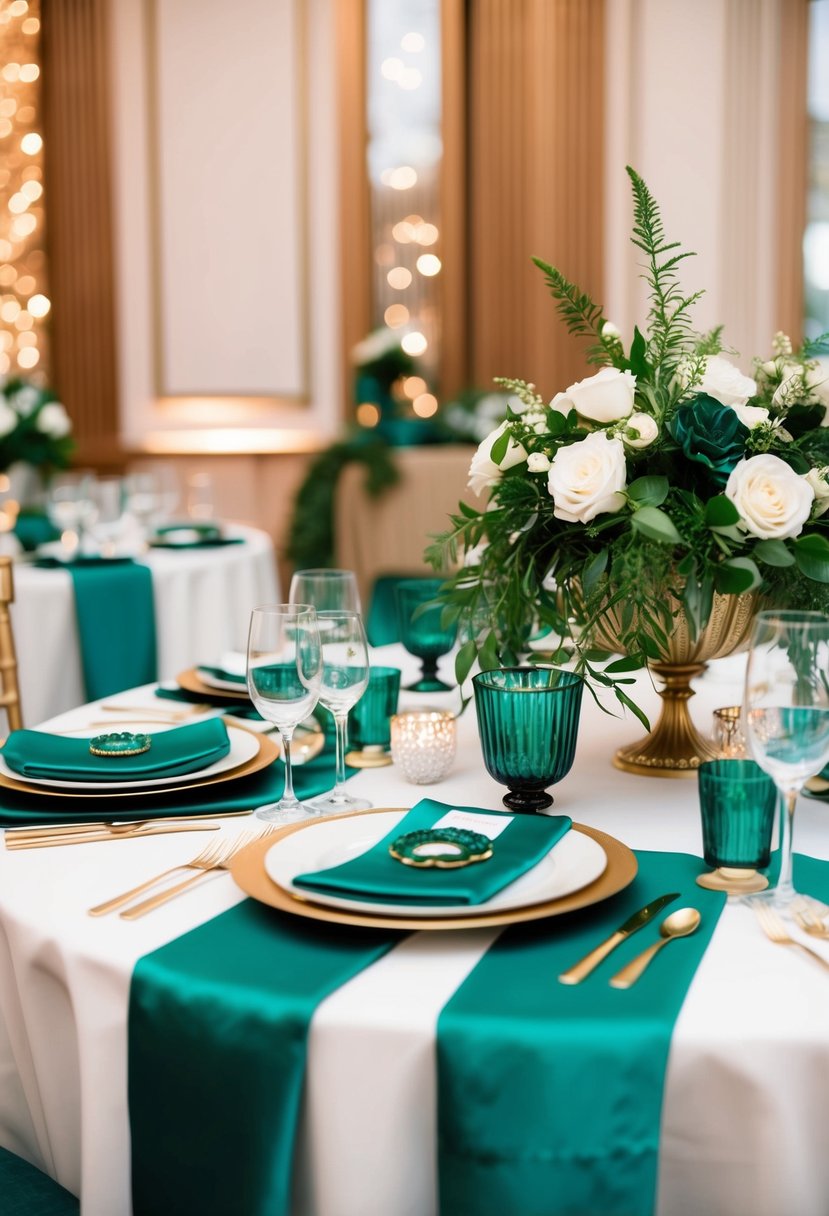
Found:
[712,705,747,758]
[390,709,456,784]
[396,578,457,693]
[473,667,583,812]
[346,666,401,769]
[696,758,777,894]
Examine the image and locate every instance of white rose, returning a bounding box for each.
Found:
[696,355,757,407]
[725,454,814,540]
[36,402,71,438]
[10,385,39,415]
[0,401,17,438]
[467,421,528,497]
[622,412,658,449]
[463,541,488,566]
[771,364,829,420]
[601,321,620,339]
[527,452,550,473]
[806,468,829,518]
[550,367,636,424]
[729,402,769,429]
[547,431,627,524]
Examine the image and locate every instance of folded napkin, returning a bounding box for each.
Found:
[151,523,243,549]
[155,686,262,719]
[294,799,572,907]
[2,718,231,783]
[197,665,246,687]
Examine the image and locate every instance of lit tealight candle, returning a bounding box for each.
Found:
[390,709,456,784]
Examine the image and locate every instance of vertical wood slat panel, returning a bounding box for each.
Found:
[41,0,120,462]
[776,0,809,345]
[439,0,468,398]
[468,0,605,398]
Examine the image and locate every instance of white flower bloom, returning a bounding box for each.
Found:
[533,422,547,434]
[547,431,627,524]
[10,385,40,415]
[467,421,528,497]
[351,328,402,364]
[772,364,829,422]
[463,541,488,566]
[507,395,530,415]
[36,402,71,438]
[601,321,620,339]
[806,468,829,518]
[0,401,18,438]
[523,411,547,426]
[695,355,757,408]
[551,367,636,425]
[527,452,550,473]
[622,412,658,449]
[725,454,814,540]
[730,402,770,429]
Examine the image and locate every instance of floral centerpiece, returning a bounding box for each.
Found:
[0,377,73,477]
[429,167,829,774]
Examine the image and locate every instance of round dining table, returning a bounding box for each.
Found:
[8,524,278,724]
[1,646,828,1216]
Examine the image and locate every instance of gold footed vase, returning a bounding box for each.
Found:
[593,591,757,779]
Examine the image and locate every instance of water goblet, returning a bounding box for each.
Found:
[744,610,829,908]
[473,667,583,812]
[46,471,97,557]
[289,568,361,613]
[346,665,401,768]
[396,578,457,692]
[246,605,322,823]
[306,610,372,814]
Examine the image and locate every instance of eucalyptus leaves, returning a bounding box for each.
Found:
[429,167,829,720]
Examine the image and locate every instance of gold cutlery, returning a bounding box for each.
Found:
[609,908,701,989]
[792,906,829,940]
[558,892,679,984]
[99,702,212,718]
[89,838,236,915]
[5,809,252,844]
[752,900,829,972]
[7,823,223,849]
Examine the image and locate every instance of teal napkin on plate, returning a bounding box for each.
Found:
[294,798,572,906]
[2,718,230,783]
[150,523,244,549]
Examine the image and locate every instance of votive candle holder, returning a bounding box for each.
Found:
[390,709,456,784]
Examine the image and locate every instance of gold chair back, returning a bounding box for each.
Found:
[0,557,22,735]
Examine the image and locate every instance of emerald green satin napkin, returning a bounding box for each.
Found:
[2,718,230,782]
[154,686,262,718]
[35,557,157,700]
[437,851,727,1216]
[294,799,572,906]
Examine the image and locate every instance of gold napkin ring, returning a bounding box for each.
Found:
[89,731,152,758]
[389,827,493,869]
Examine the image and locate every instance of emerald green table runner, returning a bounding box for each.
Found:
[0,741,346,827]
[127,849,729,1216]
[35,557,157,700]
[436,851,727,1216]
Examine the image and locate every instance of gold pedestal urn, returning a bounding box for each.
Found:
[593,592,757,778]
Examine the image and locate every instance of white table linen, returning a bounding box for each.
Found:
[8,525,278,724]
[1,646,829,1215]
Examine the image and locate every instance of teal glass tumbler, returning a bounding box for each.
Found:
[346,666,401,768]
[396,579,457,693]
[473,667,584,812]
[696,758,777,894]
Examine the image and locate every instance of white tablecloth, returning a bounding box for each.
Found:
[8,525,279,724]
[2,647,829,1215]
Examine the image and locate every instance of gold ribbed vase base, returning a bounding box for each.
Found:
[612,661,720,779]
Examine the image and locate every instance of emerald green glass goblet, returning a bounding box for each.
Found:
[696,758,777,894]
[396,579,457,693]
[346,666,401,768]
[473,667,583,812]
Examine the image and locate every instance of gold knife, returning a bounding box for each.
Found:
[5,809,251,842]
[558,892,680,984]
[6,823,223,849]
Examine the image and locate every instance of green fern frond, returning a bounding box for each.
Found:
[532,257,606,358]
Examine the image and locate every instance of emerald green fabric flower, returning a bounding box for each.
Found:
[669,393,750,487]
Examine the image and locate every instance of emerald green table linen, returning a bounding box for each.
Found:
[129,903,403,1216]
[2,718,230,782]
[34,557,157,700]
[0,741,346,827]
[294,799,572,906]
[436,851,726,1216]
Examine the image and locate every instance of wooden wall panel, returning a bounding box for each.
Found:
[467,0,605,397]
[776,0,809,345]
[41,0,120,462]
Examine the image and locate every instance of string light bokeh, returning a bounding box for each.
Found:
[0,0,49,384]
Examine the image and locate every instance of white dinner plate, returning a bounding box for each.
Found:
[196,668,249,693]
[0,722,260,791]
[264,810,608,919]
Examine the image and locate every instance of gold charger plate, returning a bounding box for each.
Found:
[231,809,638,931]
[177,667,250,703]
[0,721,279,800]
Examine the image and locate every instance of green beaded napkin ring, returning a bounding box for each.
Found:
[88,731,152,758]
[389,827,493,869]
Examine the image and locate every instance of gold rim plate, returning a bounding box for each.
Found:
[231,810,638,931]
[177,667,250,702]
[0,721,279,800]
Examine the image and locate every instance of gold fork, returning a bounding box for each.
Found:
[792,906,829,940]
[88,838,230,916]
[752,900,829,973]
[118,828,276,920]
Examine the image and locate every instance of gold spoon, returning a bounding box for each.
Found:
[609,908,701,989]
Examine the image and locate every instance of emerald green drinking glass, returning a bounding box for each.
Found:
[396,579,457,693]
[696,758,777,894]
[473,667,584,812]
[346,666,401,767]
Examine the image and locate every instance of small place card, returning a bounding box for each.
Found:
[434,809,512,841]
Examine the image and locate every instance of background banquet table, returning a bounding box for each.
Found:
[8,524,278,724]
[1,645,829,1216]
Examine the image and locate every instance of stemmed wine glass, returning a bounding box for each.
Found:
[289,568,362,613]
[743,610,829,908]
[46,472,97,557]
[307,610,372,815]
[246,605,322,823]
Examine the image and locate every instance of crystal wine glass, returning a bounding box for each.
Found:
[46,471,97,557]
[246,605,322,823]
[307,610,371,815]
[289,568,362,613]
[743,610,829,908]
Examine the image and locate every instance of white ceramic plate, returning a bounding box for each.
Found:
[0,723,260,791]
[196,668,249,693]
[264,810,607,919]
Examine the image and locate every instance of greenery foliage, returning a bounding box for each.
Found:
[0,378,73,474]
